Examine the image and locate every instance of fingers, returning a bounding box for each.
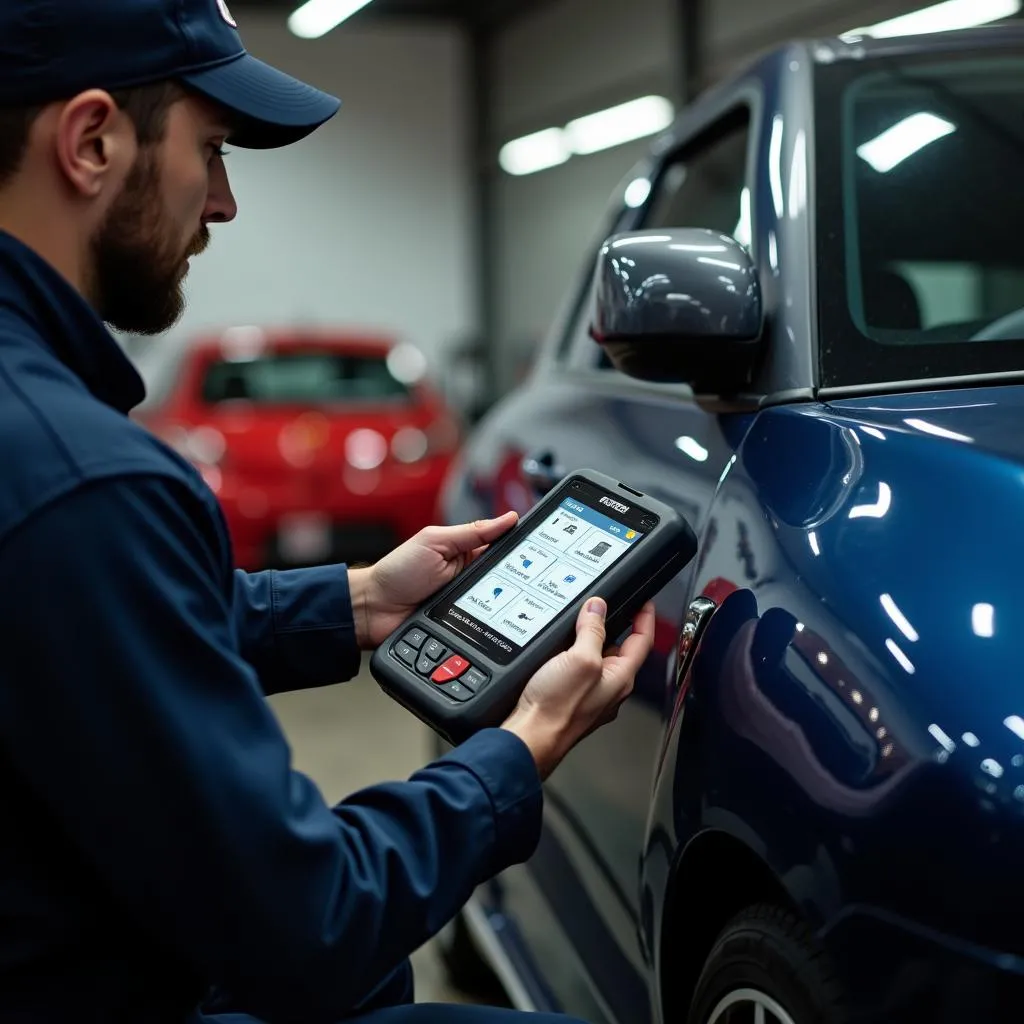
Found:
[612,601,656,669]
[571,597,607,666]
[463,543,490,567]
[431,511,519,556]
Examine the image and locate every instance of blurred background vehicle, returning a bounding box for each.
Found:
[133,328,461,570]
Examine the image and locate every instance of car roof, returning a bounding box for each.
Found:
[808,21,1024,62]
[641,24,1024,170]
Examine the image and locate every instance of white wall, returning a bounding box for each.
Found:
[493,0,678,141]
[136,13,474,382]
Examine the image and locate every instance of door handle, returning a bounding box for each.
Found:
[521,450,564,493]
[675,597,717,690]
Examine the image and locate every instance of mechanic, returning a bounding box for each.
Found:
[0,1,657,1023]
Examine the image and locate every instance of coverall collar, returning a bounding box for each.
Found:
[0,229,146,414]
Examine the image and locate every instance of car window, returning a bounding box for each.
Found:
[200,352,411,406]
[551,200,638,365]
[893,261,1024,331]
[571,107,753,371]
[643,109,752,244]
[816,52,1024,387]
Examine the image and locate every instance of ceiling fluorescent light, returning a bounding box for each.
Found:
[499,127,571,176]
[844,0,1021,39]
[289,0,374,39]
[857,112,955,172]
[565,96,675,156]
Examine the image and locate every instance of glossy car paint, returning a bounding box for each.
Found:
[439,27,1024,1024]
[136,332,459,570]
[592,230,763,390]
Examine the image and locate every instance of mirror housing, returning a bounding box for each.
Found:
[590,228,763,392]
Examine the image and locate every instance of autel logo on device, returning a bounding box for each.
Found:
[599,497,630,513]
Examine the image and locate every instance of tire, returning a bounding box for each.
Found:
[435,909,506,1000]
[687,904,849,1024]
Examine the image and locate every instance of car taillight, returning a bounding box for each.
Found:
[389,417,460,464]
[182,425,227,466]
[152,423,227,491]
[391,427,429,464]
[159,425,226,466]
[345,428,389,470]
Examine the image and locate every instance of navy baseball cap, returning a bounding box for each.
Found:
[0,0,341,149]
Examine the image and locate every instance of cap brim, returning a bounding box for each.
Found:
[181,53,340,150]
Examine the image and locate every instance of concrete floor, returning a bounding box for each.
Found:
[268,668,494,1008]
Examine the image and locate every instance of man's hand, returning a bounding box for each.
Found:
[349,511,519,649]
[501,597,656,779]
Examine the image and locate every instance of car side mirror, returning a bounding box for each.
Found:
[589,228,764,393]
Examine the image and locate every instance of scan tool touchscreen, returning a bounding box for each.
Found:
[430,493,645,664]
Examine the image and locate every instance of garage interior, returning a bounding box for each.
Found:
[117,0,1024,1010]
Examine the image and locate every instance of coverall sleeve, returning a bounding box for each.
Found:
[231,566,362,696]
[0,474,543,1024]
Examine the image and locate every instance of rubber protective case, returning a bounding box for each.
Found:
[369,469,698,745]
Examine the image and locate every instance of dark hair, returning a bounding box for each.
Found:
[0,80,186,187]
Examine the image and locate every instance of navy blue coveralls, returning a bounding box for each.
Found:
[0,230,566,1024]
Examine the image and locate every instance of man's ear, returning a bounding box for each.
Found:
[53,90,137,198]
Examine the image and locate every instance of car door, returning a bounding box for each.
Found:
[454,101,764,1024]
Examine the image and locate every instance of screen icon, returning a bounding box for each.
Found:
[589,541,612,557]
[520,555,533,569]
[625,530,636,540]
[563,574,577,584]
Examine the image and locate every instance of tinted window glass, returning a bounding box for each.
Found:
[645,109,751,245]
[816,52,1024,386]
[200,352,411,405]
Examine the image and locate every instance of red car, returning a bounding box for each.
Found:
[134,328,460,571]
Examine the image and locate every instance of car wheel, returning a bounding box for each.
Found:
[687,904,848,1024]
[435,909,505,1000]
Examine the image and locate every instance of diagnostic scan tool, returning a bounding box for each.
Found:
[370,469,698,744]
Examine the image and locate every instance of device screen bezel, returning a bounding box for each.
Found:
[426,476,660,665]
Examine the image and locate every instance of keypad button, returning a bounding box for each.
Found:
[464,667,489,692]
[415,653,437,676]
[423,638,446,662]
[402,628,428,650]
[393,641,417,666]
[439,680,473,702]
[431,656,469,684]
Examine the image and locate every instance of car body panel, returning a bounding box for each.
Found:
[643,388,1024,1018]
[451,387,1024,1021]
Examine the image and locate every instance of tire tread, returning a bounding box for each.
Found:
[690,902,849,1024]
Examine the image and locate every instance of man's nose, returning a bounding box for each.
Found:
[203,160,238,224]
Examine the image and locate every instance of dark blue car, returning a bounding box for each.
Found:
[434,25,1024,1024]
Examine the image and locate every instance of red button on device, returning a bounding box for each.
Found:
[431,656,469,684]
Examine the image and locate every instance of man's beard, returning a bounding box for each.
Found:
[91,151,209,336]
